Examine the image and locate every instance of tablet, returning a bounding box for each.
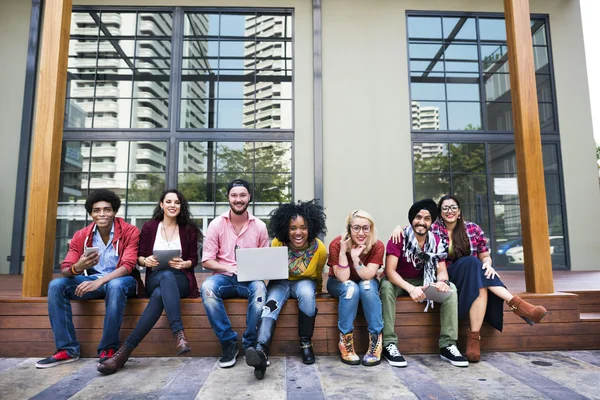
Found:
[423,285,454,303]
[152,249,181,270]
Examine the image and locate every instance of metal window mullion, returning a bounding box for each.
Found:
[476,16,488,131]
[130,11,140,129]
[484,143,497,257]
[91,11,102,128]
[168,7,185,189]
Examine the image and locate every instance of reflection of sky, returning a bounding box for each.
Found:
[207,14,246,127]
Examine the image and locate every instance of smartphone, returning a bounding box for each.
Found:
[84,247,99,256]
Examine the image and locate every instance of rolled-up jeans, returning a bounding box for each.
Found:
[47,275,136,356]
[327,276,383,335]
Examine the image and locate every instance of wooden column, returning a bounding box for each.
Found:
[504,0,554,293]
[22,0,72,297]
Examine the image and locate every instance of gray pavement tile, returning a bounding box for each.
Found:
[30,361,100,400]
[387,356,454,400]
[158,357,218,399]
[493,352,598,400]
[286,356,325,400]
[0,358,26,375]
[559,350,600,368]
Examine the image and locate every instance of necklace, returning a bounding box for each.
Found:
[162,222,178,248]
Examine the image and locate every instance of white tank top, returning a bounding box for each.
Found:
[153,222,182,254]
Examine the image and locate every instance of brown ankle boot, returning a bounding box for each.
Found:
[508,295,548,325]
[465,330,481,363]
[175,330,191,355]
[97,345,132,375]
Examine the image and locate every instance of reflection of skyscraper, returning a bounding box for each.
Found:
[68,12,209,194]
[411,101,440,131]
[243,15,292,129]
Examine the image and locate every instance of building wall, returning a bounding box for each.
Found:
[0,0,31,274]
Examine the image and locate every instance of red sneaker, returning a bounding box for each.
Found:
[99,348,116,363]
[35,350,79,369]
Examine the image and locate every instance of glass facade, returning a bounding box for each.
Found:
[57,8,294,267]
[408,13,567,269]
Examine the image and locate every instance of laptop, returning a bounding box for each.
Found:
[236,246,289,282]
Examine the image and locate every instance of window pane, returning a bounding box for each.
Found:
[414,174,450,200]
[542,144,559,172]
[492,174,519,204]
[137,12,173,37]
[179,141,209,172]
[408,16,442,39]
[409,43,444,59]
[444,44,478,60]
[184,13,218,37]
[216,142,254,173]
[178,173,210,202]
[181,99,212,128]
[411,82,446,101]
[531,20,547,46]
[489,143,517,173]
[448,102,481,130]
[450,143,485,172]
[539,103,555,132]
[413,143,449,173]
[254,142,292,173]
[534,46,549,73]
[453,174,488,205]
[132,99,169,128]
[485,73,511,102]
[479,18,507,41]
[459,205,490,235]
[481,45,509,73]
[447,83,480,101]
[130,141,167,172]
[65,99,93,128]
[545,174,561,205]
[443,17,476,41]
[128,173,166,202]
[254,173,292,202]
[412,101,447,130]
[486,102,513,131]
[536,74,552,102]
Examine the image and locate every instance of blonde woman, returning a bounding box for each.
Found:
[326,210,385,366]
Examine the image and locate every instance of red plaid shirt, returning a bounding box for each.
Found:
[431,220,489,266]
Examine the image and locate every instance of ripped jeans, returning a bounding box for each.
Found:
[262,279,316,320]
[327,277,383,335]
[201,274,266,349]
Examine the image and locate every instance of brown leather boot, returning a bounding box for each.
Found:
[508,295,548,325]
[465,330,481,363]
[175,330,191,355]
[97,345,132,375]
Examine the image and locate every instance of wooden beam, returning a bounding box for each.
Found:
[22,0,72,297]
[504,0,554,293]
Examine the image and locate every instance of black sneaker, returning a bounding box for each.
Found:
[219,341,239,368]
[382,343,407,367]
[440,345,469,367]
[35,350,79,369]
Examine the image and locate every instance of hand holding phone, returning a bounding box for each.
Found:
[85,247,99,256]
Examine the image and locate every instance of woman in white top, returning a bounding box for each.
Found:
[98,189,201,375]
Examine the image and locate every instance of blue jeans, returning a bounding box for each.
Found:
[125,269,190,349]
[47,275,137,356]
[201,274,266,349]
[262,279,316,320]
[327,277,384,335]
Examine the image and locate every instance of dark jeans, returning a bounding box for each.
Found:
[125,269,190,349]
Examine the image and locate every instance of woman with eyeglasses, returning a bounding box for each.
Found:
[392,195,547,363]
[326,210,385,366]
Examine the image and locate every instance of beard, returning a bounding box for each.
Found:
[413,223,429,236]
[230,201,249,215]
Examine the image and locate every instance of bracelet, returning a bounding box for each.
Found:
[70,264,82,276]
[408,286,416,294]
[337,262,349,269]
[355,262,364,271]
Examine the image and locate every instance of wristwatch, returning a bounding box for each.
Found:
[442,279,450,286]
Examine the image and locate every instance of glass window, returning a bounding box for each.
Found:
[408,15,556,133]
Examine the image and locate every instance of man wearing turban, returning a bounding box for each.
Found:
[379,199,468,368]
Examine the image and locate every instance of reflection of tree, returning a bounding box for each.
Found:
[128,173,165,202]
[464,123,482,131]
[217,144,291,202]
[178,173,209,202]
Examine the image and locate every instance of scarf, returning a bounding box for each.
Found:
[288,239,319,276]
[402,225,447,311]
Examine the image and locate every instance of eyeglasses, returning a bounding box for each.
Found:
[441,205,459,212]
[351,225,371,233]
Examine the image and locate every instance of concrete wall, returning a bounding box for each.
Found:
[0,0,32,274]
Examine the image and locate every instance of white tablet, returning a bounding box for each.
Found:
[423,285,454,303]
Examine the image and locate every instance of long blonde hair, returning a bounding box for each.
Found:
[343,209,378,254]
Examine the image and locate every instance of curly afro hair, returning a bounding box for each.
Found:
[269,199,327,245]
[85,189,121,214]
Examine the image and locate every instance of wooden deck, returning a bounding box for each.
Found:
[0,271,598,357]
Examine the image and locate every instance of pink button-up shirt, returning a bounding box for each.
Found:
[201,210,269,276]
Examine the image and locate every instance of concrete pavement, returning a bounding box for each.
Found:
[0,351,598,399]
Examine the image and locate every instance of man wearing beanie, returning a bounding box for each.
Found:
[201,178,269,368]
[379,199,468,367]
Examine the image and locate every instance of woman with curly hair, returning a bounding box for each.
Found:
[245,200,327,380]
[98,189,202,375]
[326,210,385,366]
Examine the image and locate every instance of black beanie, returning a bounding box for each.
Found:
[408,199,438,224]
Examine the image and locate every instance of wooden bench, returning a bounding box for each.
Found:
[1,292,598,357]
